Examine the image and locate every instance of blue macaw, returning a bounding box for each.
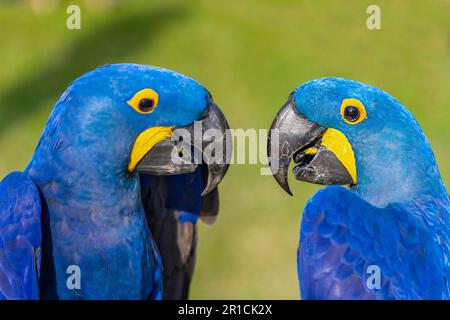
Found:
[268,77,450,299]
[0,64,230,300]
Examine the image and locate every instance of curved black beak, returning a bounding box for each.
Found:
[199,99,232,195]
[136,98,231,196]
[268,97,355,195]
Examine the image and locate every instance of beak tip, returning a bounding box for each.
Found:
[272,165,293,196]
[201,163,229,197]
[280,183,293,196]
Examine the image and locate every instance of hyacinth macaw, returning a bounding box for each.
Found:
[0,64,230,300]
[268,78,450,300]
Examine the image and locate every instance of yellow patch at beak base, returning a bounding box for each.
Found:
[321,128,357,183]
[128,126,173,172]
[303,147,318,155]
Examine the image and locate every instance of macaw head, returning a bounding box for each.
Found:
[31,64,230,195]
[268,77,447,205]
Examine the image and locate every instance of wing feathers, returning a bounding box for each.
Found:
[0,172,41,300]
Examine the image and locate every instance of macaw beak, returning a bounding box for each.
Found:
[268,97,356,195]
[128,97,231,196]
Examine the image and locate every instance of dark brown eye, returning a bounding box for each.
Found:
[138,98,155,112]
[344,106,360,122]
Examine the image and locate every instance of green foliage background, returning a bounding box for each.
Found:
[0,0,449,299]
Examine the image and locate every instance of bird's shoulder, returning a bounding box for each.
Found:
[299,185,447,299]
[0,171,42,300]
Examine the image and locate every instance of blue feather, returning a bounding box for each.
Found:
[0,172,41,300]
[299,186,450,300]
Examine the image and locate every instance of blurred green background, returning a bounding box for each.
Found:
[0,0,449,299]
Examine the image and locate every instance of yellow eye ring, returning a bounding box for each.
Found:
[127,88,159,114]
[340,98,367,125]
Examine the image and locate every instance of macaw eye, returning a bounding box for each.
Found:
[344,106,360,122]
[340,98,367,125]
[138,98,155,112]
[127,88,159,114]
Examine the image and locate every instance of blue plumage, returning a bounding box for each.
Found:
[299,186,449,299]
[0,172,41,299]
[0,64,213,299]
[290,78,450,299]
